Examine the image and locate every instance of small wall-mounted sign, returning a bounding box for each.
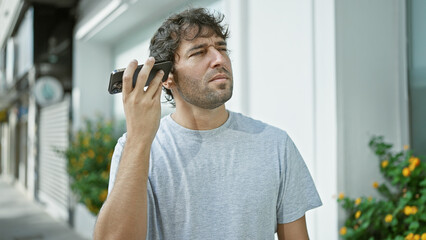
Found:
[33,76,64,107]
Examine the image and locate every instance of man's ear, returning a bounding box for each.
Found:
[162,73,175,89]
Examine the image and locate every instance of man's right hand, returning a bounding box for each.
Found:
[93,57,164,240]
[122,57,164,145]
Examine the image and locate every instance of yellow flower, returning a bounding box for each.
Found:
[355,198,361,205]
[385,214,393,223]
[411,206,418,215]
[84,197,98,214]
[104,135,112,142]
[80,153,87,161]
[87,150,95,158]
[409,157,420,171]
[83,136,90,147]
[414,234,420,240]
[373,182,379,188]
[72,157,84,170]
[101,171,109,180]
[402,167,411,177]
[355,210,361,219]
[340,226,347,235]
[404,206,412,215]
[99,189,108,202]
[71,158,77,167]
[406,233,414,240]
[87,200,98,214]
[381,160,389,168]
[404,145,409,150]
[421,233,426,240]
[368,196,373,202]
[409,156,419,165]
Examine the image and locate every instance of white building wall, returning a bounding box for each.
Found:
[1,123,10,178]
[0,0,22,50]
[244,0,336,238]
[72,40,113,131]
[335,0,409,224]
[313,0,338,238]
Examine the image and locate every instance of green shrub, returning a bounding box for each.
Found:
[338,136,426,240]
[61,118,118,215]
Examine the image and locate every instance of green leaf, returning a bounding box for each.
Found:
[409,221,419,231]
[391,217,398,226]
[405,191,413,200]
[420,212,426,221]
[420,178,426,187]
[377,184,394,199]
[360,221,369,230]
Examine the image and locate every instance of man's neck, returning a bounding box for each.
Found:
[171,104,229,130]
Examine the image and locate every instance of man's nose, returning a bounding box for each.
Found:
[208,47,226,68]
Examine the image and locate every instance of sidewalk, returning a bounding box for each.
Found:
[0,179,89,240]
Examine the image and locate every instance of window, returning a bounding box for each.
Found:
[407,0,426,157]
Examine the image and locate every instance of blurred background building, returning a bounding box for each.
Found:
[0,0,424,239]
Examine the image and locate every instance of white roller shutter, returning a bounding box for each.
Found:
[38,96,70,221]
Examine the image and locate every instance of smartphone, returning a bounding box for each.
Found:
[108,61,173,94]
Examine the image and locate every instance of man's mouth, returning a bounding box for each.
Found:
[209,73,229,83]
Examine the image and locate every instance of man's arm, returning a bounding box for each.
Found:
[277,215,309,240]
[93,58,165,240]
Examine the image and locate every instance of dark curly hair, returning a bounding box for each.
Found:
[149,8,230,106]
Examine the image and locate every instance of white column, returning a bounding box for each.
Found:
[223,0,250,115]
[313,0,338,239]
[26,67,37,200]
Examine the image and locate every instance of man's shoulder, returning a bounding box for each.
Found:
[229,111,289,139]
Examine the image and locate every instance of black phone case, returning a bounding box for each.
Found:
[108,61,173,94]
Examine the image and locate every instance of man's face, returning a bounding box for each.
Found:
[172,29,233,110]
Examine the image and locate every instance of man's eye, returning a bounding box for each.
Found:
[190,51,204,57]
[220,48,230,54]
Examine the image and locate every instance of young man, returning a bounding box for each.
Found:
[94,8,321,240]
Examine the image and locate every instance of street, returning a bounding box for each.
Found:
[0,178,89,240]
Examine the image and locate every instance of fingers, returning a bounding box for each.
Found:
[122,57,163,101]
[122,60,138,96]
[152,72,164,100]
[145,70,164,99]
[133,57,155,96]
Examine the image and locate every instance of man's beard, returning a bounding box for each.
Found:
[175,67,233,109]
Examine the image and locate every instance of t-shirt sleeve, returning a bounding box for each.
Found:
[107,133,127,196]
[276,133,322,224]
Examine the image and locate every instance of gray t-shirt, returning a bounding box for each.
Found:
[108,111,322,240]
